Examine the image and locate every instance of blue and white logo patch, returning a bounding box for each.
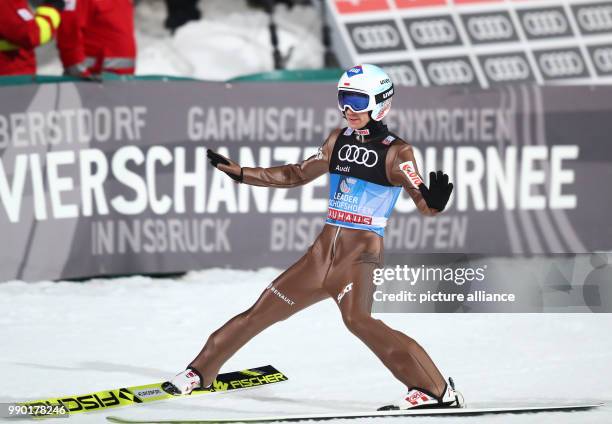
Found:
[347,65,363,77]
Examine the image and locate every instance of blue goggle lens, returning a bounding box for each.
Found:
[338,91,370,112]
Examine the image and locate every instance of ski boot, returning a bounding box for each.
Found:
[378,377,465,410]
[162,367,203,395]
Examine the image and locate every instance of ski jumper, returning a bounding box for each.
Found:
[189,121,447,397]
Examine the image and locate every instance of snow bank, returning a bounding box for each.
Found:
[37,0,324,80]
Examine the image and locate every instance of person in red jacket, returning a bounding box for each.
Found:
[0,0,65,76]
[57,0,137,78]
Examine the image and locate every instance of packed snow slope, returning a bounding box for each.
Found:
[0,268,611,423]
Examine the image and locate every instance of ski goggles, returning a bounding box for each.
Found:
[338,90,371,112]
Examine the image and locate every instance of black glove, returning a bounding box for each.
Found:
[419,171,453,212]
[206,149,243,183]
[42,0,66,11]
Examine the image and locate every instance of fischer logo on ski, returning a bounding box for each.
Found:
[212,380,229,391]
[19,365,286,416]
[118,388,143,403]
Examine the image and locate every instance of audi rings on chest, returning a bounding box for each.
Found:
[338,145,379,167]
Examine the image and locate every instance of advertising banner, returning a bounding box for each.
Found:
[0,81,611,283]
[326,0,612,87]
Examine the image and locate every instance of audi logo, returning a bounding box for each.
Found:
[427,60,474,85]
[352,24,401,50]
[576,6,612,32]
[383,65,419,86]
[538,51,584,77]
[483,56,530,81]
[466,15,514,41]
[409,19,457,45]
[522,10,568,36]
[338,145,379,167]
[593,47,612,73]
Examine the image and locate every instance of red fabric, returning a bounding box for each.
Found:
[56,0,89,69]
[57,0,136,75]
[0,0,55,76]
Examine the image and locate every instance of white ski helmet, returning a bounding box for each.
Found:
[337,64,394,121]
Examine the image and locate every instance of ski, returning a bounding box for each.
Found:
[106,402,603,423]
[19,365,286,417]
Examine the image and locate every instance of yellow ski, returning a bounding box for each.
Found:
[18,365,286,417]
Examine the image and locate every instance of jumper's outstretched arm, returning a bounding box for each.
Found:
[207,129,341,188]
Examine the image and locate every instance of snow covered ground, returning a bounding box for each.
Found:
[1,269,611,423]
[37,0,324,80]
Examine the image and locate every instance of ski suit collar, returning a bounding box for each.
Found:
[354,119,389,142]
